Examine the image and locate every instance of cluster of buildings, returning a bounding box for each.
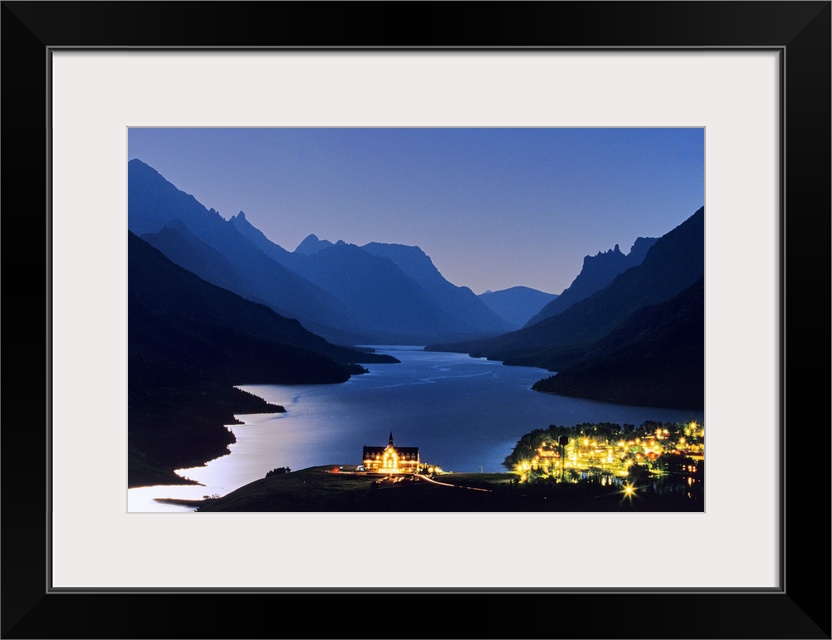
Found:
[514,421,705,485]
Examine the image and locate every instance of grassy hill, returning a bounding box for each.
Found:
[193,466,702,512]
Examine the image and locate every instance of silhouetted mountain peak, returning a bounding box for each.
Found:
[128,158,228,236]
[128,157,165,188]
[527,233,660,326]
[478,286,559,328]
[593,242,622,257]
[129,157,154,172]
[581,243,628,273]
[129,158,190,197]
[359,241,514,334]
[295,234,335,255]
[229,211,250,225]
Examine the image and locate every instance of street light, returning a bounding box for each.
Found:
[558,435,569,482]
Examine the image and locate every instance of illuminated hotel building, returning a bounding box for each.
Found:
[362,433,420,474]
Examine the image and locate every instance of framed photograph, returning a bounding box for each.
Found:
[3,2,829,638]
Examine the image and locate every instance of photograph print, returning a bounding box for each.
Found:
[127,127,705,513]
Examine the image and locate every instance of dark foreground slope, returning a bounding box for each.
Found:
[532,278,705,410]
[130,232,397,369]
[128,233,397,487]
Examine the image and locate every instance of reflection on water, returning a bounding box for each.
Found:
[128,346,703,512]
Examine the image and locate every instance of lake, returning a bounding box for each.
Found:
[128,346,704,512]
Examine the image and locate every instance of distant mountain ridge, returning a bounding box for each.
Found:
[525,236,657,327]
[287,240,477,340]
[232,214,514,341]
[361,241,513,335]
[478,286,559,328]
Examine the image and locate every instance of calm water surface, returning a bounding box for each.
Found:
[128,346,703,512]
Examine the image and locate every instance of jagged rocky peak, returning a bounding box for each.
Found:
[230,211,259,231]
[587,243,620,259]
[524,234,658,327]
[582,238,657,269]
[582,243,627,269]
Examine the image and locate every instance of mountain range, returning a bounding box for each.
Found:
[129,159,515,345]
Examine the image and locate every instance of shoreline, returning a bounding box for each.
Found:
[128,384,286,489]
[154,497,212,507]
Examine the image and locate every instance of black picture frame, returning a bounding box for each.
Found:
[2,2,829,638]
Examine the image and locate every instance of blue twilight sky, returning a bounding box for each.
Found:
[128,128,704,295]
